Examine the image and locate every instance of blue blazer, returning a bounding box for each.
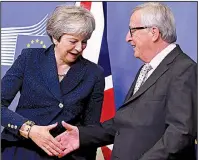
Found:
[1,45,105,142]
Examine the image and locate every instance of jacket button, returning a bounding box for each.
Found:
[14,125,17,129]
[59,103,64,108]
[11,125,14,128]
[8,124,11,127]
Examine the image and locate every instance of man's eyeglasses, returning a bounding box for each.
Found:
[129,26,149,37]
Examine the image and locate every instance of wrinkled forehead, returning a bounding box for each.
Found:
[129,10,142,27]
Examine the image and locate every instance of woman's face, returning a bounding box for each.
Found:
[53,34,88,65]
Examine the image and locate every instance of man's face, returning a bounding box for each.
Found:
[126,10,153,63]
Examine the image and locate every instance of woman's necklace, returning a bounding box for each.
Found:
[58,66,70,82]
[58,73,66,82]
[58,73,66,77]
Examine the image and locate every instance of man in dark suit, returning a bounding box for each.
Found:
[56,2,197,160]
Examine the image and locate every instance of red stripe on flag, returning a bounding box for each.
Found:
[100,88,116,122]
[80,2,92,11]
[101,146,112,160]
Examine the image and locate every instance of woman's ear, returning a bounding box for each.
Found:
[52,37,58,46]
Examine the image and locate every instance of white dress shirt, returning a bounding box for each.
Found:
[146,43,176,80]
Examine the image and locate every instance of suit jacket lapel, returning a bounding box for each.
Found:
[128,64,169,102]
[60,56,87,95]
[124,66,143,101]
[40,45,62,102]
[123,45,182,106]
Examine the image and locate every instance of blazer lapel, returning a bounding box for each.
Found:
[40,45,62,102]
[123,45,182,106]
[124,66,143,101]
[60,56,87,95]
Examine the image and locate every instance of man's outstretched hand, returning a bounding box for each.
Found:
[55,121,80,158]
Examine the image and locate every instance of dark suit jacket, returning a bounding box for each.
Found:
[79,45,197,160]
[1,45,105,160]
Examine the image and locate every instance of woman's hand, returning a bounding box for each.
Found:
[29,123,65,156]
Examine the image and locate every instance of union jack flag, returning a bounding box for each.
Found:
[76,2,116,159]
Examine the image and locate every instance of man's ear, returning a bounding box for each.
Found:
[150,27,160,42]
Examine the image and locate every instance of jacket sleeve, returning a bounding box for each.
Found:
[139,63,197,160]
[1,49,30,137]
[79,118,116,148]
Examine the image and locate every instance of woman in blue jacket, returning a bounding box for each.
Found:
[2,5,105,160]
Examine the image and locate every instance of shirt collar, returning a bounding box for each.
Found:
[149,43,176,70]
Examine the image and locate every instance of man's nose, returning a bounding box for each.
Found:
[126,31,132,42]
